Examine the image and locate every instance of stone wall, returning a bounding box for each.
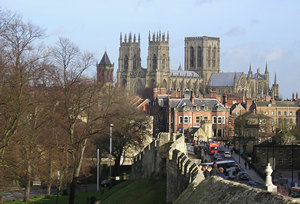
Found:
[174,176,298,204]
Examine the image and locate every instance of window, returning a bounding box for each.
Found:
[213,116,217,124]
[284,111,287,116]
[290,111,293,116]
[179,116,183,124]
[190,46,194,67]
[278,118,281,124]
[271,111,274,115]
[153,54,157,69]
[204,115,208,120]
[196,116,201,124]
[217,116,222,124]
[184,116,192,124]
[278,111,281,116]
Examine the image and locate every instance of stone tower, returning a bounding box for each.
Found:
[97,52,114,87]
[272,73,279,100]
[117,32,142,90]
[146,31,170,89]
[185,36,220,84]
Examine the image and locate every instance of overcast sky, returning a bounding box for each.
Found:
[1,0,299,99]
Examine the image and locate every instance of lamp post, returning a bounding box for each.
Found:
[97,148,100,192]
[109,124,114,184]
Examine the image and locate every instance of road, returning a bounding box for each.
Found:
[187,142,265,189]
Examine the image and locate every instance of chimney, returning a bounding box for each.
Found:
[223,95,228,108]
[292,92,295,101]
[190,91,194,104]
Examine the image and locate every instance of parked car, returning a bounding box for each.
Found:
[224,151,231,158]
[214,153,221,160]
[101,179,112,187]
[248,180,256,187]
[239,171,249,180]
[216,157,223,161]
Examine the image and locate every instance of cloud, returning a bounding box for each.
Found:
[223,27,246,37]
[265,46,283,61]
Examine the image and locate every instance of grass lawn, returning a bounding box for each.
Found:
[7,178,166,204]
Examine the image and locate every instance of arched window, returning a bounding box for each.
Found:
[124,55,128,70]
[152,54,157,70]
[197,46,202,68]
[207,46,211,67]
[122,79,127,88]
[162,54,166,70]
[162,79,167,88]
[212,47,216,67]
[190,46,194,68]
[150,79,155,88]
[133,55,137,70]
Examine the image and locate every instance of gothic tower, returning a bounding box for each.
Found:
[185,36,220,84]
[117,32,142,90]
[272,73,279,100]
[97,52,114,87]
[146,31,170,90]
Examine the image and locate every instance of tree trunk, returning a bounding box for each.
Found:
[68,177,77,204]
[23,164,31,202]
[46,183,52,198]
[0,191,3,204]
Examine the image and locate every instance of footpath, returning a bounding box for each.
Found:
[229,146,265,184]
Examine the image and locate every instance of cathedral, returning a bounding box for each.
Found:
[98,32,279,99]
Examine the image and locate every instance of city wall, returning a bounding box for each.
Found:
[174,176,297,204]
[131,132,204,203]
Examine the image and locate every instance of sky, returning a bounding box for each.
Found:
[1,0,299,99]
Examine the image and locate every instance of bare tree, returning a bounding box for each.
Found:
[0,9,45,203]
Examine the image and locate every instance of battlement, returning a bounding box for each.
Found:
[148,31,169,44]
[120,32,140,45]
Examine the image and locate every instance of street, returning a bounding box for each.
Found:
[186,142,265,189]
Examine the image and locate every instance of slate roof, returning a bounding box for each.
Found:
[99,52,112,66]
[209,72,243,87]
[168,98,225,110]
[256,101,300,107]
[170,70,199,78]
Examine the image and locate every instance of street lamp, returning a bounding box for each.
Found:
[109,124,114,185]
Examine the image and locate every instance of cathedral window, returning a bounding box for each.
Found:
[153,54,157,70]
[207,46,211,67]
[133,55,137,70]
[162,54,166,69]
[197,46,202,68]
[124,55,128,70]
[190,46,194,67]
[212,47,216,67]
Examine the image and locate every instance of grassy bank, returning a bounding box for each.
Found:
[7,178,166,204]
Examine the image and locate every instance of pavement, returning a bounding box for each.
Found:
[228,146,265,184]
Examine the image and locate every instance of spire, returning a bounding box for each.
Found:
[99,52,112,66]
[133,34,136,43]
[124,34,127,43]
[265,62,269,74]
[162,32,165,41]
[167,31,169,42]
[120,32,122,44]
[138,33,140,43]
[148,31,150,42]
[129,32,132,43]
[234,72,237,84]
[159,31,161,42]
[152,32,155,41]
[249,64,252,72]
[178,64,183,71]
[274,73,277,84]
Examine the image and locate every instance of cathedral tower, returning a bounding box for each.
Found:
[117,33,142,90]
[97,52,114,87]
[146,31,170,89]
[272,73,279,100]
[185,36,220,84]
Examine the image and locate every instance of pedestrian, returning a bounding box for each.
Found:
[205,166,212,178]
[211,161,219,176]
[217,167,226,179]
[231,148,233,154]
[244,161,248,169]
[204,148,207,155]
